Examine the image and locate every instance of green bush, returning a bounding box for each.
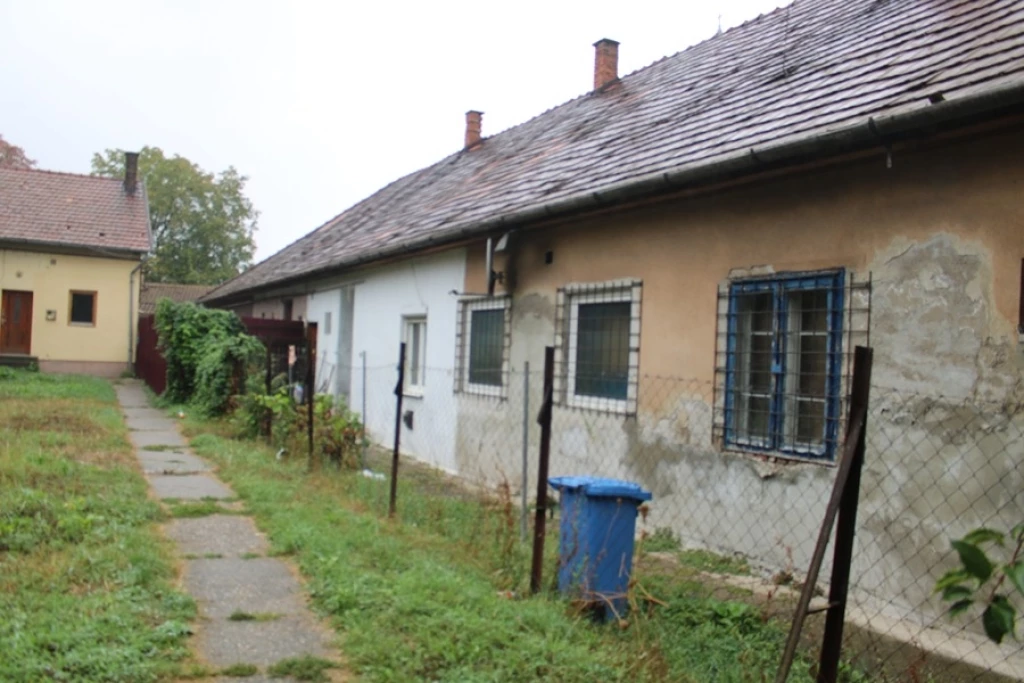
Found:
[192,333,265,416]
[154,299,254,405]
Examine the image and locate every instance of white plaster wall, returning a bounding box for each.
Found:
[305,288,342,396]
[349,249,467,472]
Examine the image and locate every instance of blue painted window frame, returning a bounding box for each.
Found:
[723,270,845,460]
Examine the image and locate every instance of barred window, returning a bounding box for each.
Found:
[456,297,511,396]
[555,280,641,414]
[724,271,844,460]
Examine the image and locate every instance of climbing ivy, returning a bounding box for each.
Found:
[153,300,263,413]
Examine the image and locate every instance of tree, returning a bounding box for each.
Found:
[91,147,257,284]
[0,134,36,169]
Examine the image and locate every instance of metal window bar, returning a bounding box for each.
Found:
[454,296,512,397]
[713,270,872,462]
[553,280,642,415]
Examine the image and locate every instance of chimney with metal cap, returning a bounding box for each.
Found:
[593,38,619,91]
[124,151,139,196]
[465,110,483,149]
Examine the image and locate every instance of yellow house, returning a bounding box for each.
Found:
[0,155,150,376]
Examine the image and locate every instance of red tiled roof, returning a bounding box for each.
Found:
[140,282,215,315]
[0,167,150,254]
[205,0,1024,303]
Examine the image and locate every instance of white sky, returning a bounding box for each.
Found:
[0,0,788,261]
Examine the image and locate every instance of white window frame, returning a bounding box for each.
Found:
[402,315,427,397]
[561,280,641,414]
[460,297,511,397]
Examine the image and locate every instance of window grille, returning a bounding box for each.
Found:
[554,279,642,414]
[713,270,871,461]
[454,296,511,397]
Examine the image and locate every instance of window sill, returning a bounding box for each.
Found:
[723,445,836,468]
[403,389,425,399]
[69,322,96,328]
[565,395,636,416]
[460,383,505,399]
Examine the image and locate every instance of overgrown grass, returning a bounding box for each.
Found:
[175,409,849,683]
[0,369,197,681]
[267,655,337,682]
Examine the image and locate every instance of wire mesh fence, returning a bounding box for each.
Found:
[341,355,1023,682]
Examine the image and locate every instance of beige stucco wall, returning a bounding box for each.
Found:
[0,248,141,368]
[455,123,1024,654]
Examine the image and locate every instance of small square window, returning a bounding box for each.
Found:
[403,316,427,396]
[69,291,97,326]
[555,280,641,414]
[457,297,511,396]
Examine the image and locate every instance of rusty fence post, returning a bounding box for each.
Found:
[775,345,873,683]
[388,342,406,518]
[530,346,555,594]
[264,346,273,441]
[306,325,316,473]
[817,346,873,682]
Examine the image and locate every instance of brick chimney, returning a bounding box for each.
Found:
[593,38,619,91]
[465,110,483,149]
[124,151,139,196]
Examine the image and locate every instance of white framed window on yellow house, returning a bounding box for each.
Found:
[69,291,97,326]
[402,315,427,396]
[554,279,641,415]
[456,296,511,397]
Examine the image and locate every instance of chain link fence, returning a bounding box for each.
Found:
[337,354,1023,681]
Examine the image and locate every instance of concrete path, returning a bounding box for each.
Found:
[115,382,339,682]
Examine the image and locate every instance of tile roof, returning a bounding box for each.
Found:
[0,167,150,254]
[205,0,1024,303]
[140,282,216,315]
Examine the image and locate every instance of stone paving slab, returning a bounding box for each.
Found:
[129,429,189,449]
[139,450,211,473]
[115,384,150,408]
[128,415,183,432]
[122,407,170,422]
[196,615,332,668]
[183,558,307,618]
[165,516,269,557]
[148,473,234,500]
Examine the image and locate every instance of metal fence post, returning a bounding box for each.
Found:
[306,325,315,473]
[360,350,368,468]
[817,346,873,682]
[530,347,554,594]
[521,361,530,543]
[388,342,406,518]
[264,346,273,441]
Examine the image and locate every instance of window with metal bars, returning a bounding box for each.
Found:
[724,270,844,460]
[555,280,641,414]
[456,297,510,396]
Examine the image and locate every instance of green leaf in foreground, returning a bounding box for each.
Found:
[948,599,974,618]
[962,528,1005,547]
[952,540,994,582]
[1005,561,1024,600]
[982,596,1016,644]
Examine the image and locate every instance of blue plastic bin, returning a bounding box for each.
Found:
[548,476,652,620]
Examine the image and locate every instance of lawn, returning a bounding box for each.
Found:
[0,369,196,682]
[174,405,839,683]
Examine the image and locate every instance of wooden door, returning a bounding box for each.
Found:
[1,290,33,354]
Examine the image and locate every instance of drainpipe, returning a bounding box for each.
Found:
[128,259,145,370]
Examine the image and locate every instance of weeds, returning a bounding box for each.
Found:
[267,655,337,682]
[228,611,281,622]
[166,499,232,518]
[221,662,259,676]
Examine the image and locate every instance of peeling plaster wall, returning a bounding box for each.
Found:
[456,126,1024,631]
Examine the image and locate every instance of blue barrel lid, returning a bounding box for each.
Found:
[549,475,652,501]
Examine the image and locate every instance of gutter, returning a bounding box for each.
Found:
[128,259,145,369]
[205,80,1024,306]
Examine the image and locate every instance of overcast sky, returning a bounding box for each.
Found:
[1,0,788,261]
